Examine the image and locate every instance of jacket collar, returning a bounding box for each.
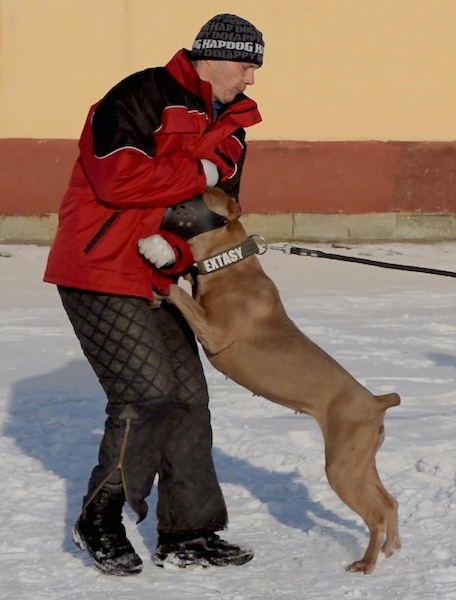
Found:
[165,49,262,128]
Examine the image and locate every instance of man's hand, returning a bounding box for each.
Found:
[138,235,176,268]
[200,159,219,187]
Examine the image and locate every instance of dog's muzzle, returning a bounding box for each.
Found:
[161,195,228,240]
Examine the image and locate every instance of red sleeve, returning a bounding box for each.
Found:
[159,231,195,275]
[151,231,195,296]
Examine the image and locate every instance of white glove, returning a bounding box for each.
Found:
[200,159,219,187]
[138,235,176,268]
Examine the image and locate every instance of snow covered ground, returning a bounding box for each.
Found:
[1,241,456,599]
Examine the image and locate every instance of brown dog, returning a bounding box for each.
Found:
[166,188,401,574]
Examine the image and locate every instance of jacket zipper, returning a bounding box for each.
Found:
[83,212,120,254]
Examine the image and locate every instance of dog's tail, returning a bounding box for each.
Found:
[375,392,401,411]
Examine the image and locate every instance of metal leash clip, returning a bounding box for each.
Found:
[268,242,292,255]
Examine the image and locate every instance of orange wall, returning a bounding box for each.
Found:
[2,0,456,141]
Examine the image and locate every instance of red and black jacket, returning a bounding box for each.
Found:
[44,49,261,299]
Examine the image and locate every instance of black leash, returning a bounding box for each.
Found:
[269,243,456,279]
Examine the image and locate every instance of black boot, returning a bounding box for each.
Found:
[155,531,254,568]
[73,485,143,575]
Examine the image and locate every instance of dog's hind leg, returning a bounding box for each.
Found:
[324,420,399,573]
[373,394,401,558]
[349,464,399,573]
[380,470,401,558]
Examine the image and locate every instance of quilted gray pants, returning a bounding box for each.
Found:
[58,287,228,534]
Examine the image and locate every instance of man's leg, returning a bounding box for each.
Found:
[58,289,177,574]
[58,289,237,573]
[153,302,254,567]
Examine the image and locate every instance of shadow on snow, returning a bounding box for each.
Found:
[4,359,364,564]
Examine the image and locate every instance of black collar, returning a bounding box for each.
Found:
[196,236,263,275]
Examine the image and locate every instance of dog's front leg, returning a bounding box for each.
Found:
[168,284,231,355]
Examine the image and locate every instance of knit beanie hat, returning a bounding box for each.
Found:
[189,14,264,67]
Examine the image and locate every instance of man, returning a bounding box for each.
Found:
[43,14,264,575]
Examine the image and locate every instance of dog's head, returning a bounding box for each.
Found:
[161,188,241,240]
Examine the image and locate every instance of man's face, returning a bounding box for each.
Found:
[196,60,259,104]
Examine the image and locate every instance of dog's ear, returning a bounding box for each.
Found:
[227,197,242,221]
[203,188,242,221]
